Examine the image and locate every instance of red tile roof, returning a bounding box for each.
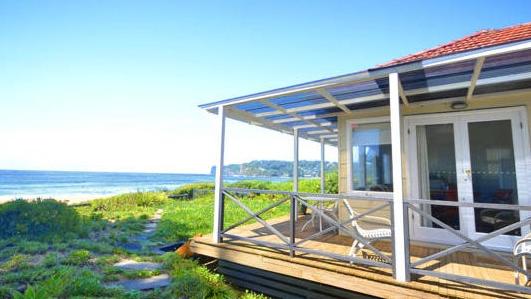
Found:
[381,22,531,67]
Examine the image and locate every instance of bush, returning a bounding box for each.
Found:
[12,269,71,299]
[241,290,269,299]
[91,192,167,211]
[227,180,273,191]
[164,253,236,299]
[42,252,60,267]
[1,265,55,285]
[0,286,15,299]
[18,240,49,254]
[1,254,30,271]
[169,182,214,199]
[66,269,123,297]
[12,268,124,298]
[64,250,91,265]
[0,199,81,239]
[325,171,339,194]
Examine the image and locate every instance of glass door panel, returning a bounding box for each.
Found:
[416,124,460,230]
[467,120,520,236]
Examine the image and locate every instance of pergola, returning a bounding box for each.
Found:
[199,39,531,282]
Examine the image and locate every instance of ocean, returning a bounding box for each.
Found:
[0,169,286,202]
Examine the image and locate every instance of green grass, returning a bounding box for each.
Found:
[154,192,291,241]
[155,175,337,241]
[0,176,338,298]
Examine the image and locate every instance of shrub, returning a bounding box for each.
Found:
[65,269,121,297]
[12,268,123,298]
[227,180,273,191]
[12,269,72,299]
[18,240,49,254]
[42,252,60,267]
[0,199,81,239]
[164,253,236,299]
[0,286,15,299]
[51,242,69,252]
[91,192,167,211]
[96,255,122,266]
[1,254,30,271]
[64,250,91,265]
[169,182,214,199]
[1,266,55,285]
[325,171,339,194]
[241,290,269,299]
[0,246,19,260]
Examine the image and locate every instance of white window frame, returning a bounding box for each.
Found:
[403,106,531,248]
[346,116,394,199]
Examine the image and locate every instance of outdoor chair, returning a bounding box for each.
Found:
[301,197,338,233]
[342,199,392,259]
[513,232,531,285]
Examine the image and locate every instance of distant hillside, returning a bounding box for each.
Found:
[210,160,338,177]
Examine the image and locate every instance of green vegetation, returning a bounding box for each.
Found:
[64,249,91,266]
[163,253,237,299]
[0,199,80,239]
[0,175,337,298]
[215,159,338,177]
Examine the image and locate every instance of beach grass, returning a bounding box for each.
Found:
[0,176,336,298]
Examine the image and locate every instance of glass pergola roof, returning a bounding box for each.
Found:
[200,41,531,147]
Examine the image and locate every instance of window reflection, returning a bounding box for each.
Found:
[351,122,393,192]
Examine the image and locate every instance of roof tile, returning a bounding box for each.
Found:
[380,22,531,67]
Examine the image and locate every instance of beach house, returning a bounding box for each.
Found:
[195,23,531,298]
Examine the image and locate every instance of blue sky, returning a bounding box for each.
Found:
[1,1,530,173]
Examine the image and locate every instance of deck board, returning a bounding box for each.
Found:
[192,215,530,298]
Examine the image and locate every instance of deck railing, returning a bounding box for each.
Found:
[216,188,531,294]
[220,188,394,270]
[404,199,531,294]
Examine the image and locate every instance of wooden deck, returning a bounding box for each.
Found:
[192,215,531,299]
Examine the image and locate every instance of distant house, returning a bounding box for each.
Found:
[196,23,531,298]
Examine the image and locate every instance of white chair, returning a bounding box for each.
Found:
[342,199,392,258]
[301,197,338,232]
[513,232,531,285]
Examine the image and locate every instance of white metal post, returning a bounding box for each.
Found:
[320,137,326,231]
[389,73,410,282]
[293,128,299,193]
[320,138,325,194]
[213,105,226,243]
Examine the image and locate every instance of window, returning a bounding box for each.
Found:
[350,122,393,192]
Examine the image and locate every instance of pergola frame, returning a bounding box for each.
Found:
[205,39,531,283]
[202,39,531,146]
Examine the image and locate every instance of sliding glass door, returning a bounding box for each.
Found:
[407,107,530,248]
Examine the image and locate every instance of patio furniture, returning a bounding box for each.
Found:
[513,232,531,285]
[301,197,338,232]
[342,199,392,259]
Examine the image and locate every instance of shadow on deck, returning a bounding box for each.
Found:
[192,214,530,299]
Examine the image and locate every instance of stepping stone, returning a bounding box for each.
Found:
[143,228,156,234]
[115,274,171,291]
[152,209,163,220]
[114,259,162,271]
[145,223,157,230]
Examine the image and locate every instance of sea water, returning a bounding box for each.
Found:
[0,169,286,201]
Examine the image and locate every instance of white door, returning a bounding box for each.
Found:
[406,107,530,249]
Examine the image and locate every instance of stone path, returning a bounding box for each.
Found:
[111,209,171,291]
[114,259,162,271]
[119,209,164,253]
[113,274,171,291]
